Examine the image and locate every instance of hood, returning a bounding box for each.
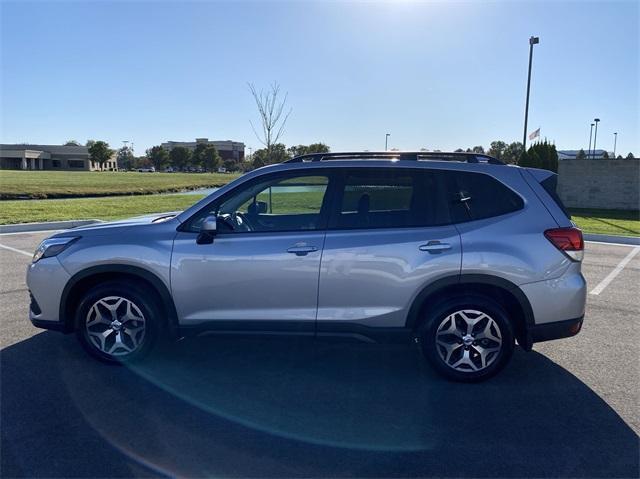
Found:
[52,211,181,238]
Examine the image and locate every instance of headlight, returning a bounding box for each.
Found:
[32,236,80,263]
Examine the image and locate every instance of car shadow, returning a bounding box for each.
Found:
[2,331,638,478]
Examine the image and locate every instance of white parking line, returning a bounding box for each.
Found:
[0,244,32,257]
[585,240,639,248]
[590,246,640,295]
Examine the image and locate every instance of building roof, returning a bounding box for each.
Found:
[558,149,613,160]
[0,144,89,155]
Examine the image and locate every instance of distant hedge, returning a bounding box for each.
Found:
[519,140,558,172]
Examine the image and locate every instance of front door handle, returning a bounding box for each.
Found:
[419,241,452,253]
[287,245,318,256]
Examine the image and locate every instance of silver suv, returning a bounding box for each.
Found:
[27,152,586,381]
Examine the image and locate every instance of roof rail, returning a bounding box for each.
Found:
[285,151,504,165]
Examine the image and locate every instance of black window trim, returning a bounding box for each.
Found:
[178,168,338,235]
[177,166,526,235]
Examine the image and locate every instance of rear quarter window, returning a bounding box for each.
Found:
[447,171,524,223]
[540,175,571,219]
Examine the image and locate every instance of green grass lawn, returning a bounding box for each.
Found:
[569,208,640,237]
[0,170,239,199]
[0,194,206,224]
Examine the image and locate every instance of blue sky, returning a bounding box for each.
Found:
[1,0,638,156]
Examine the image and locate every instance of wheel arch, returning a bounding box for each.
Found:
[405,274,535,350]
[59,265,179,337]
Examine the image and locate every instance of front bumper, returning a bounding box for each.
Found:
[27,256,71,331]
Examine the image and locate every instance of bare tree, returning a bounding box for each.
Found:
[248,82,292,164]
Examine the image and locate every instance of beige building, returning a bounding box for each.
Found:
[0,144,117,171]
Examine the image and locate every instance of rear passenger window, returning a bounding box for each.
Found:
[330,169,449,229]
[540,175,571,219]
[447,171,524,222]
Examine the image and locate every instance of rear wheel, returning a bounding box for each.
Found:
[75,281,161,363]
[420,295,514,382]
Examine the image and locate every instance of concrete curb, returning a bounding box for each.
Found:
[584,233,640,246]
[0,219,104,234]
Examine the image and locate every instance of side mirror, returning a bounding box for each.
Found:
[197,215,217,244]
[256,200,268,214]
[248,200,268,215]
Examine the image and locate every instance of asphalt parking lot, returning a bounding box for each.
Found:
[1,231,638,478]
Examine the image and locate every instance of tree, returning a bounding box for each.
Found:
[117,146,135,170]
[471,146,485,154]
[191,143,208,169]
[306,142,330,154]
[248,82,292,163]
[287,143,330,158]
[252,143,290,168]
[223,158,239,172]
[576,149,587,160]
[287,145,307,157]
[627,152,636,160]
[502,142,524,164]
[519,140,558,172]
[64,140,80,146]
[88,140,113,171]
[454,148,464,153]
[146,145,169,170]
[487,141,507,161]
[202,146,221,172]
[169,146,192,171]
[135,156,152,169]
[602,151,610,159]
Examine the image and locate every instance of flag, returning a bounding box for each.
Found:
[528,128,540,140]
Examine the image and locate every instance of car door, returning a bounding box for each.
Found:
[316,167,461,330]
[171,170,334,329]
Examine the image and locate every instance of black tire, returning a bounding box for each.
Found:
[419,294,514,382]
[75,280,162,364]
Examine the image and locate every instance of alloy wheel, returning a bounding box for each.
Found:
[85,296,146,356]
[435,309,502,372]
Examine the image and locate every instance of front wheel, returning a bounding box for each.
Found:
[75,281,161,363]
[420,295,514,382]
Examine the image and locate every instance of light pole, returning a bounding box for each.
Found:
[593,118,600,159]
[613,132,618,158]
[385,133,391,151]
[523,36,540,150]
[588,123,594,159]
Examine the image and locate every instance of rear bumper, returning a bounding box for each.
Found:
[526,316,583,346]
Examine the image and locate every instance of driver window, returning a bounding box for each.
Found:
[193,174,329,233]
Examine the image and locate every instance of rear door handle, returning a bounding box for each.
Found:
[419,241,452,253]
[287,245,318,256]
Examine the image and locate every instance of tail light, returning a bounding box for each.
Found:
[544,227,584,261]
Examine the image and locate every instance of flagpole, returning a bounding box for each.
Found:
[523,36,540,151]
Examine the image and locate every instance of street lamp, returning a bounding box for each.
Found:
[593,118,600,159]
[588,123,594,159]
[613,132,618,158]
[385,133,391,151]
[522,36,540,150]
